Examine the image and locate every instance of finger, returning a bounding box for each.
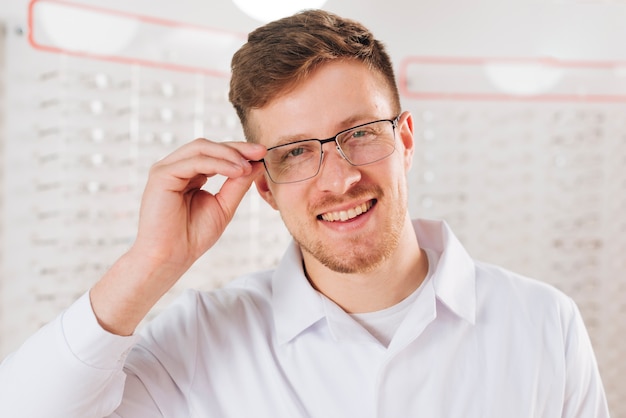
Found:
[158,138,266,167]
[150,154,257,193]
[213,163,265,220]
[225,141,267,161]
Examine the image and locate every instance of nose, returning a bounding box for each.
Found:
[314,141,361,193]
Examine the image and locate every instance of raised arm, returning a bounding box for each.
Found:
[91,138,266,336]
[0,139,266,418]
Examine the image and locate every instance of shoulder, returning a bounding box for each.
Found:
[130,269,276,369]
[195,269,275,320]
[137,269,275,343]
[473,260,577,325]
[161,269,275,328]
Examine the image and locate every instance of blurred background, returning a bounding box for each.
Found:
[0,0,624,415]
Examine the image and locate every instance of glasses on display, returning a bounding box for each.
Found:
[261,115,400,184]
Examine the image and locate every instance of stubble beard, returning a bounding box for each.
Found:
[287,185,407,275]
[302,225,402,274]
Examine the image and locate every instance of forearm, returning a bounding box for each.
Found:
[0,139,263,416]
[0,293,137,418]
[90,247,190,336]
[90,141,264,337]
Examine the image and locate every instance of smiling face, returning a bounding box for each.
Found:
[252,59,415,275]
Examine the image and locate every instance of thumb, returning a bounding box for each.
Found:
[214,163,264,221]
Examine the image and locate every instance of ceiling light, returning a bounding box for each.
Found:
[484,61,563,96]
[36,1,137,55]
[232,0,328,23]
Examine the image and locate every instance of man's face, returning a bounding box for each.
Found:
[251,60,415,274]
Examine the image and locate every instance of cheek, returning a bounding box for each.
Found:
[388,156,411,196]
[273,186,308,215]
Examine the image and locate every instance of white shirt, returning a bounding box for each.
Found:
[349,248,436,346]
[0,219,610,417]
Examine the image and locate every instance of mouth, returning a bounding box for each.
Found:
[318,199,375,222]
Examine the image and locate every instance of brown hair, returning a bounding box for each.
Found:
[229,9,401,141]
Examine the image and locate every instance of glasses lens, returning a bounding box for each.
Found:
[337,120,396,166]
[263,119,397,184]
[264,140,322,183]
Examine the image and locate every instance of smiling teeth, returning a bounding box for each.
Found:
[321,201,373,222]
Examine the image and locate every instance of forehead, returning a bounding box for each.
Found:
[247,60,395,147]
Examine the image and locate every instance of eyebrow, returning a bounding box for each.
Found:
[272,134,314,147]
[270,114,379,147]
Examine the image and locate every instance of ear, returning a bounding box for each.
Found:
[398,111,415,171]
[254,171,279,210]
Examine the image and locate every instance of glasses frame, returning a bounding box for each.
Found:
[260,115,401,184]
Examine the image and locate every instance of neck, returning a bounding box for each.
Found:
[302,217,427,314]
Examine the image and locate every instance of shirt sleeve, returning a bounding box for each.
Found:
[0,291,139,418]
[561,297,611,418]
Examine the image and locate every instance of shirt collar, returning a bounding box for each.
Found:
[413,219,476,324]
[272,219,477,345]
[272,241,326,345]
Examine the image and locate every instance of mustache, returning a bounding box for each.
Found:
[310,184,384,213]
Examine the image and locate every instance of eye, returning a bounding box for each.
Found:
[274,141,317,163]
[346,127,377,142]
[287,147,305,158]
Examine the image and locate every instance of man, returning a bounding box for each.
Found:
[0,9,609,417]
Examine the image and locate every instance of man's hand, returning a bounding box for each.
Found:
[90,139,267,335]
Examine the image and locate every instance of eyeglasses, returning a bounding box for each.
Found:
[260,115,400,184]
